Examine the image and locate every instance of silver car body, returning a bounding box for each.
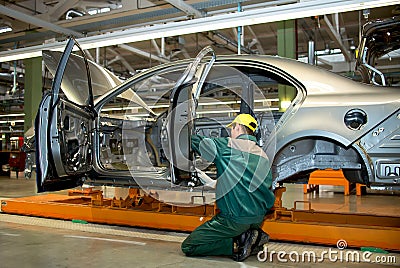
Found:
[34,38,400,193]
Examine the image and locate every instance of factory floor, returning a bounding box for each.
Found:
[0,175,399,268]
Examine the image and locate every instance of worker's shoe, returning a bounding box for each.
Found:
[250,229,270,256]
[232,229,258,262]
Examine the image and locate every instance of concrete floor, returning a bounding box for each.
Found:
[1,175,399,267]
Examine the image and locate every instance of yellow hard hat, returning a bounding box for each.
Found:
[227,114,258,132]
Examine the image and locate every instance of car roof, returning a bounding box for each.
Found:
[131,53,359,89]
[96,53,397,106]
[216,54,374,95]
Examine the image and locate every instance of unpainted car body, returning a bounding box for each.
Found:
[356,16,400,86]
[33,36,400,194]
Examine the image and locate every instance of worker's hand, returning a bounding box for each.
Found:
[195,168,216,188]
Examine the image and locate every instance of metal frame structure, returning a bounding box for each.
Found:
[0,0,397,62]
[1,172,399,251]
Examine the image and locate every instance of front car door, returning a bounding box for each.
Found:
[36,38,95,192]
[166,46,216,186]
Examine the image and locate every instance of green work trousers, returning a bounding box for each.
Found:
[181,214,262,256]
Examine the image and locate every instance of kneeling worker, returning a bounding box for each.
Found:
[181,114,275,262]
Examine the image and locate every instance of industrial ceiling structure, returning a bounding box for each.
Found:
[0,0,399,135]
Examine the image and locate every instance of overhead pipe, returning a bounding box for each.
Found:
[210,31,252,54]
[11,42,17,94]
[161,37,166,57]
[118,44,169,63]
[151,39,161,56]
[237,2,242,55]
[96,47,100,64]
[0,4,83,37]
[308,40,315,65]
[65,9,84,20]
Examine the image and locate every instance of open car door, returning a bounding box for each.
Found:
[166,46,216,186]
[36,38,95,192]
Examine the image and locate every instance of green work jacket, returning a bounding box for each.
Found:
[191,134,275,224]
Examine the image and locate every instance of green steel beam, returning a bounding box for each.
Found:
[24,57,42,133]
[277,20,297,112]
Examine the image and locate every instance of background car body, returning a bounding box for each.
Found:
[356,16,400,86]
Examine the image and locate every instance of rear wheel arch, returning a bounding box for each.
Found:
[272,136,370,185]
[343,142,373,186]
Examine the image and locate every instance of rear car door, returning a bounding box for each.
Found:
[36,38,95,192]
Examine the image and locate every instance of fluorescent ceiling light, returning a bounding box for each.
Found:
[0,50,42,62]
[255,107,279,112]
[0,119,24,124]
[199,101,238,106]
[148,104,170,109]
[0,26,12,34]
[102,99,279,112]
[102,107,136,112]
[280,101,291,109]
[0,0,394,62]
[255,98,279,102]
[197,107,279,115]
[87,7,111,16]
[197,109,240,115]
[87,10,98,16]
[0,113,25,118]
[0,39,68,62]
[120,108,279,117]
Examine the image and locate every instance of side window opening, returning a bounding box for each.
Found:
[195,64,298,140]
[97,68,185,172]
[57,45,93,175]
[193,64,298,179]
[95,62,300,188]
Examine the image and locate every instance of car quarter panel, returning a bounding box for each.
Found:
[250,56,400,148]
